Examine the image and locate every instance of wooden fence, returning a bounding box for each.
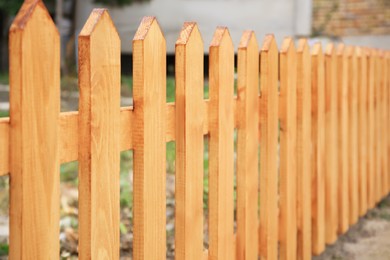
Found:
[0,1,389,259]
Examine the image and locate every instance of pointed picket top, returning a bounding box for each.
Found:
[297,38,309,54]
[210,26,234,48]
[238,30,258,50]
[325,43,335,57]
[10,0,57,33]
[336,43,345,56]
[133,16,164,42]
[261,34,278,54]
[176,22,203,46]
[355,46,364,58]
[281,37,295,54]
[79,9,119,39]
[378,49,385,58]
[346,46,356,58]
[312,42,323,56]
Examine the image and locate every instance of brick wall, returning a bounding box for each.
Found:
[312,0,390,37]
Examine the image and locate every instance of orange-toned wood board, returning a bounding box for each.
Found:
[311,43,326,255]
[279,37,297,260]
[296,39,312,260]
[175,22,204,260]
[78,9,121,259]
[259,34,279,260]
[9,1,60,258]
[336,44,349,234]
[324,44,338,244]
[236,30,259,260]
[132,16,167,260]
[208,27,235,260]
[356,47,368,216]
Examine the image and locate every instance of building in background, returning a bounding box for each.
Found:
[75,0,313,54]
[312,0,389,48]
[75,0,389,55]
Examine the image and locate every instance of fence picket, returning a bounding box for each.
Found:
[346,46,359,225]
[175,22,204,260]
[379,51,388,198]
[356,47,368,216]
[78,9,121,259]
[374,50,381,203]
[208,27,235,260]
[296,39,311,260]
[236,30,259,260]
[386,52,390,194]
[259,34,279,260]
[9,1,60,258]
[336,44,349,234]
[311,43,326,255]
[279,37,297,260]
[367,49,376,209]
[324,43,338,244]
[133,16,167,260]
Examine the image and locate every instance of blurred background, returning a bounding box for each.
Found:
[0,0,389,76]
[0,0,389,259]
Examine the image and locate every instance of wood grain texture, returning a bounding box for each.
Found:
[336,44,349,234]
[279,37,297,260]
[296,39,311,260]
[132,16,166,260]
[175,22,204,260]
[311,43,326,255]
[379,51,388,198]
[374,50,381,203]
[60,111,79,163]
[386,52,390,195]
[324,44,338,244]
[78,9,121,259]
[0,118,9,176]
[208,27,235,260]
[259,34,279,260]
[236,30,259,260]
[367,48,376,209]
[346,46,359,225]
[9,1,60,258]
[356,47,368,216]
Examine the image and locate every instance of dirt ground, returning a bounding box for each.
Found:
[314,194,390,260]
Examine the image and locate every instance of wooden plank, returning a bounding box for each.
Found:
[175,22,204,260]
[132,16,167,259]
[259,34,279,260]
[132,16,166,260]
[335,44,349,234]
[356,47,368,216]
[9,1,60,258]
[208,27,235,260]
[346,46,359,225]
[387,52,390,194]
[379,51,388,198]
[374,50,381,203]
[324,43,338,244]
[78,9,121,259]
[296,38,311,260]
[0,118,9,176]
[236,30,259,260]
[311,43,326,255]
[279,37,297,260]
[60,111,79,163]
[367,48,376,209]
[0,96,241,175]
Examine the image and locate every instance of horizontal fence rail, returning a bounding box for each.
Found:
[0,0,389,259]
